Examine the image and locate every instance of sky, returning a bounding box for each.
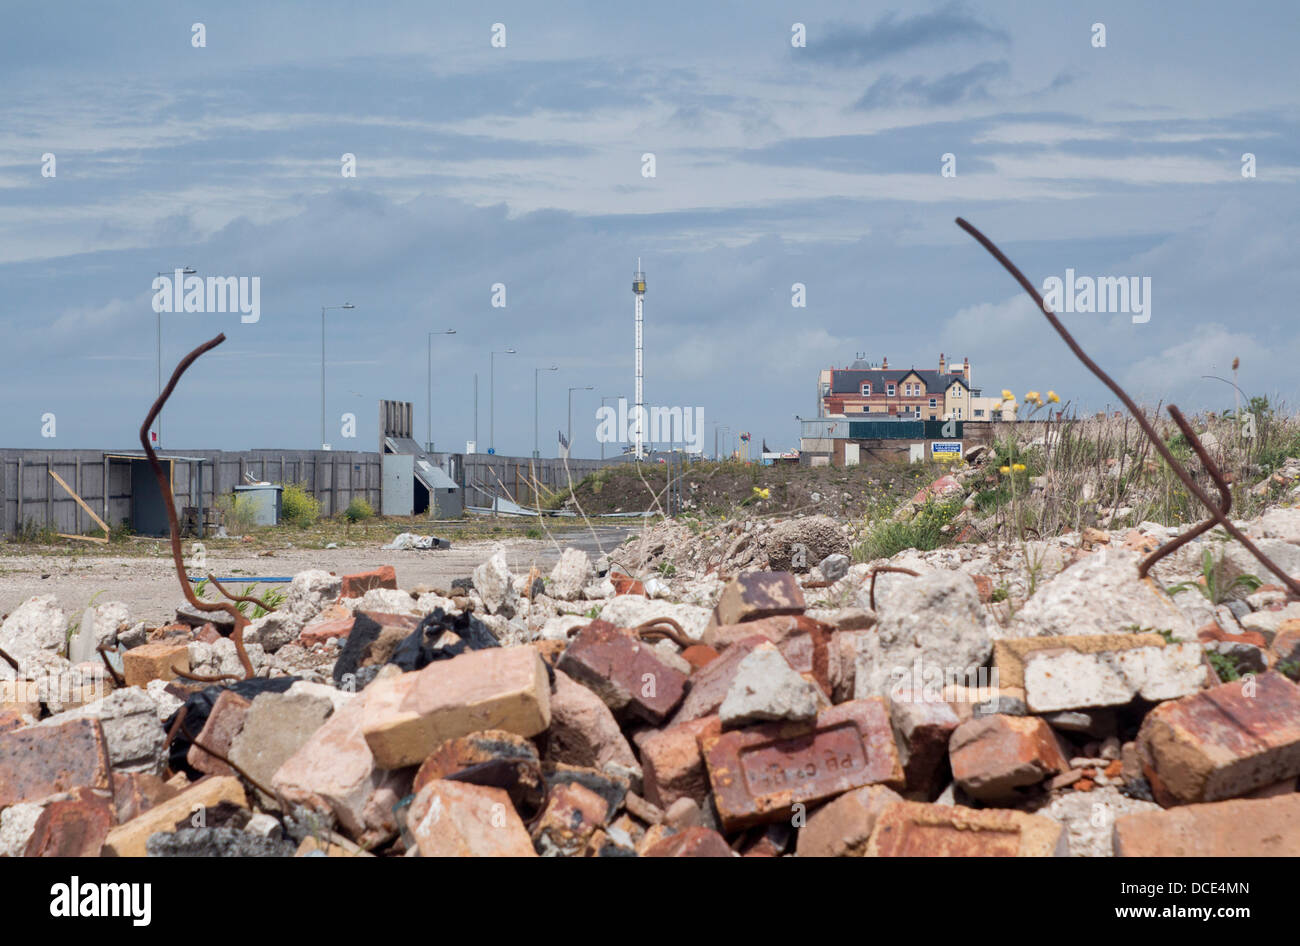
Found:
[1,1,1297,458]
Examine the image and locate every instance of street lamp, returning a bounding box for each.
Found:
[427,329,456,451]
[489,348,515,453]
[154,266,196,449]
[600,394,625,460]
[534,365,558,459]
[321,303,355,449]
[568,385,593,458]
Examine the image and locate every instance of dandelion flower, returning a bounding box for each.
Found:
[752,487,770,499]
[1013,463,1026,472]
[1047,391,1060,403]
[1002,389,1014,400]
[999,465,1011,475]
[1025,391,1040,403]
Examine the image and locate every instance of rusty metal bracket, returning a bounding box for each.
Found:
[868,566,920,611]
[955,217,1300,599]
[139,333,255,680]
[633,617,696,649]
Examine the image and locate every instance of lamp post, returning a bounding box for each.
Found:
[321,303,355,449]
[154,266,196,449]
[427,329,456,451]
[489,348,515,453]
[568,385,593,458]
[600,394,624,460]
[534,365,558,459]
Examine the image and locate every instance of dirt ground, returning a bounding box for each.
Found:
[0,524,634,627]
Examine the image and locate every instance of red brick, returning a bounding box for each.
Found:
[195,623,222,644]
[24,794,115,857]
[1197,623,1268,649]
[187,689,252,777]
[866,801,1067,856]
[111,772,179,824]
[612,576,646,596]
[971,575,994,603]
[642,826,735,857]
[0,710,27,733]
[340,565,398,599]
[708,572,805,629]
[949,714,1068,802]
[889,691,960,799]
[700,698,903,832]
[531,782,609,856]
[1114,794,1300,856]
[680,645,719,670]
[412,729,544,815]
[557,620,688,725]
[668,635,773,725]
[300,603,356,645]
[638,716,722,809]
[406,779,536,857]
[0,717,112,808]
[1138,671,1300,805]
[795,784,904,857]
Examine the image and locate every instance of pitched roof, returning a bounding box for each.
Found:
[828,368,968,395]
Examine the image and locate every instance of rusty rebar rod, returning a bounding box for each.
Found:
[955,217,1300,599]
[139,333,256,679]
[868,566,920,611]
[1139,406,1232,576]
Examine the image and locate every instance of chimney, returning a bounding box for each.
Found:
[882,355,888,369]
[963,356,970,383]
[938,352,946,374]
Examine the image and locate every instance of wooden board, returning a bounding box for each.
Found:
[48,469,111,536]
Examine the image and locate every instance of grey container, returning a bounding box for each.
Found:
[233,484,283,526]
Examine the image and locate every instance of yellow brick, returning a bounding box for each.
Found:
[122,641,190,688]
[102,775,246,857]
[993,633,1167,689]
[362,646,551,769]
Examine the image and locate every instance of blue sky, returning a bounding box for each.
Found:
[2,1,1297,456]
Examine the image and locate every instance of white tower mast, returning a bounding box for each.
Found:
[633,259,646,459]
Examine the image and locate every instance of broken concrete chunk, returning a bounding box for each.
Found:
[718,643,821,728]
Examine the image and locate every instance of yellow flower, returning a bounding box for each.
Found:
[1025,390,1040,403]
[1012,463,1026,472]
[1047,391,1060,403]
[999,465,1011,475]
[1001,389,1013,400]
[752,487,770,499]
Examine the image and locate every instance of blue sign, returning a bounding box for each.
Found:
[487,448,495,455]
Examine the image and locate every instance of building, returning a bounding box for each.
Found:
[817,353,1013,422]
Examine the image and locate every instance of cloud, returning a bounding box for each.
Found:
[809,4,1010,67]
[854,61,1011,110]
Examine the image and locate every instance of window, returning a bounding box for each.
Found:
[861,383,871,396]
[952,387,963,397]
[929,397,937,408]
[974,409,985,418]
[887,384,896,396]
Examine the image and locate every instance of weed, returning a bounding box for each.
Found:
[1207,650,1247,682]
[280,483,321,528]
[217,493,261,534]
[1167,549,1261,604]
[853,497,962,562]
[343,497,374,523]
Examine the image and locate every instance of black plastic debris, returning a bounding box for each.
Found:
[449,577,474,593]
[335,608,501,688]
[163,676,299,778]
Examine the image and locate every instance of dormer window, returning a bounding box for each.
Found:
[861,383,871,396]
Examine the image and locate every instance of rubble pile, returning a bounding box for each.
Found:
[3,496,1300,857]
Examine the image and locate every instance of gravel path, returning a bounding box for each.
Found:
[0,525,634,627]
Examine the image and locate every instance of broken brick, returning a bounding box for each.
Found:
[102,775,247,857]
[638,715,721,810]
[186,689,251,777]
[949,714,1068,802]
[340,565,398,599]
[1114,794,1300,856]
[543,668,640,774]
[111,771,179,824]
[708,571,805,629]
[866,800,1068,856]
[795,783,904,857]
[889,690,960,799]
[531,781,609,856]
[24,794,116,857]
[300,603,356,645]
[1137,670,1300,805]
[642,825,735,857]
[668,634,773,726]
[556,620,687,725]
[362,645,551,769]
[412,729,545,815]
[0,717,112,808]
[700,698,903,832]
[406,779,536,857]
[121,640,190,688]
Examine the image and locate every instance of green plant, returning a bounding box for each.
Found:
[524,526,543,539]
[343,496,374,523]
[12,519,56,544]
[1278,659,1300,682]
[280,482,321,528]
[217,493,260,534]
[584,605,601,619]
[1167,549,1261,605]
[1207,650,1247,682]
[853,497,962,562]
[991,585,1009,603]
[656,561,677,577]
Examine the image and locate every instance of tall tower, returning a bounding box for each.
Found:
[632,260,646,459]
